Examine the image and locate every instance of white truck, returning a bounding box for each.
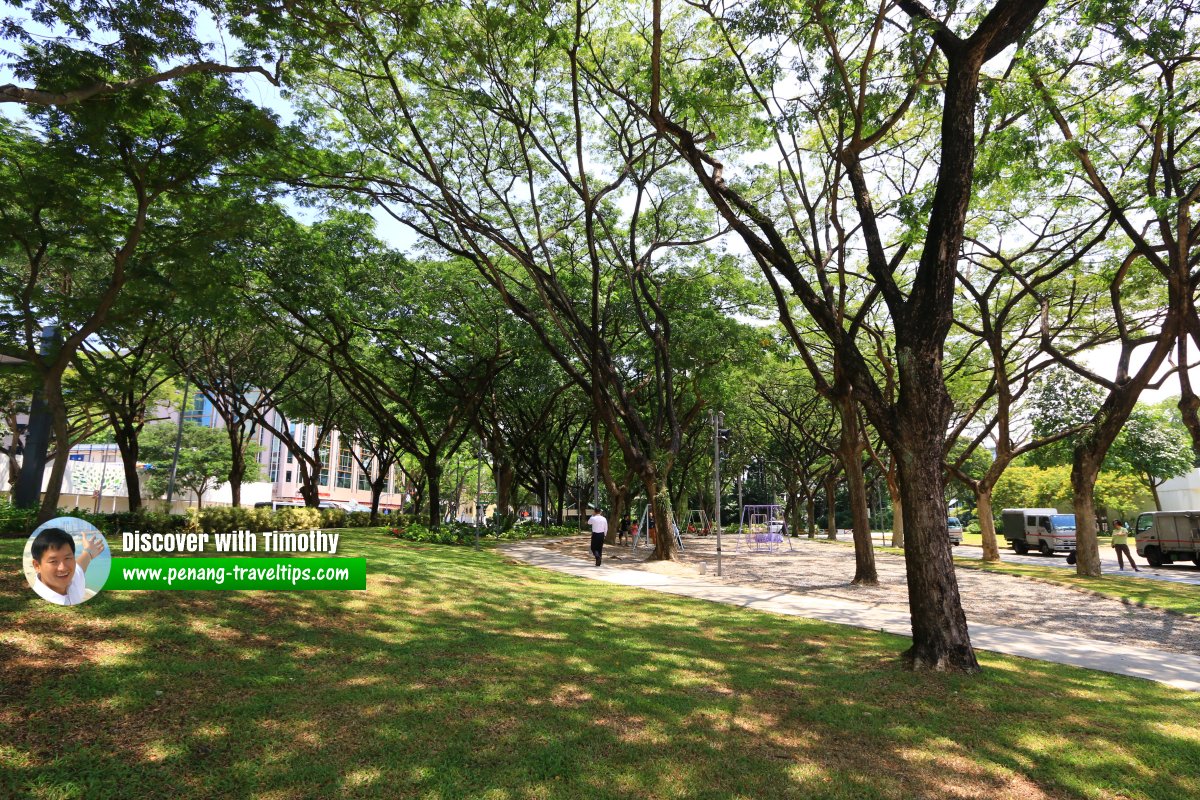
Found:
[1001,508,1077,556]
[1134,511,1200,568]
[947,517,964,546]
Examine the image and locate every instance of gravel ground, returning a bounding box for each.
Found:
[540,534,1200,657]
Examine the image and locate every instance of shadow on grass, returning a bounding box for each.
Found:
[2,533,1198,800]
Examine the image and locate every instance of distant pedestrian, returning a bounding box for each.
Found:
[588,509,609,566]
[1110,520,1140,571]
[618,513,631,545]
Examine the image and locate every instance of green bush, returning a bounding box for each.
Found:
[966,521,982,535]
[383,520,577,546]
[0,500,192,538]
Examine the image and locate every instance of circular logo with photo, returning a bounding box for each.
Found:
[22,517,111,606]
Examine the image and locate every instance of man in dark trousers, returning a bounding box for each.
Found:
[587,509,608,566]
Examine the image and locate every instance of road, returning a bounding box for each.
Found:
[952,542,1200,586]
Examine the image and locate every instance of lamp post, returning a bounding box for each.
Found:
[166,379,190,509]
[712,411,724,577]
[474,439,483,549]
[94,448,110,513]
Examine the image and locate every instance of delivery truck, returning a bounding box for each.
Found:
[1134,511,1200,567]
[1001,508,1077,556]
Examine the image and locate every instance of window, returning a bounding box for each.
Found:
[337,440,353,489]
[358,458,372,491]
[286,422,296,463]
[183,394,213,427]
[285,469,292,483]
[318,439,330,485]
[269,440,280,482]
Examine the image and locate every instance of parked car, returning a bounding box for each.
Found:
[1001,508,1077,556]
[947,517,964,546]
[1134,511,1200,567]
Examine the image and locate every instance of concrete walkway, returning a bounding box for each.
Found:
[501,541,1200,692]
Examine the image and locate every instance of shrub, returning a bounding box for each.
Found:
[383,520,578,546]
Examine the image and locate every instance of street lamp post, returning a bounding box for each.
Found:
[166,379,190,509]
[712,411,723,577]
[474,439,483,550]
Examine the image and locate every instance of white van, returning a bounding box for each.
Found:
[947,517,964,546]
[1134,511,1200,567]
[1001,508,1077,556]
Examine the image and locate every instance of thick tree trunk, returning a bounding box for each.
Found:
[642,473,678,560]
[298,463,320,508]
[37,389,71,524]
[494,457,516,528]
[1071,453,1104,577]
[426,459,443,528]
[806,495,817,538]
[227,441,245,508]
[370,476,386,525]
[894,424,979,673]
[975,488,1000,562]
[113,422,143,513]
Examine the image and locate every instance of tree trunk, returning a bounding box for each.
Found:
[824,473,838,540]
[297,462,320,508]
[1071,456,1103,577]
[887,466,904,548]
[36,388,71,524]
[425,459,442,528]
[806,495,817,539]
[975,487,1000,562]
[894,423,979,672]
[370,475,386,525]
[227,440,245,508]
[1150,477,1162,511]
[643,473,678,561]
[494,456,516,529]
[838,400,877,584]
[113,421,143,513]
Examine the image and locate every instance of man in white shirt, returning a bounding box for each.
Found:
[587,509,608,567]
[30,527,105,606]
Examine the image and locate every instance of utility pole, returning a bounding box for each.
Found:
[542,464,549,529]
[712,410,723,577]
[474,439,483,549]
[166,379,190,509]
[577,455,585,530]
[592,440,600,509]
[94,449,110,513]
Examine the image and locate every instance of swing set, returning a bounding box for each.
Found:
[735,504,793,553]
[631,504,685,551]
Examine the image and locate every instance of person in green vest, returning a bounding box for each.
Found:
[1111,520,1140,571]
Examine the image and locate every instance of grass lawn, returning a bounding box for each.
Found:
[2,531,1198,800]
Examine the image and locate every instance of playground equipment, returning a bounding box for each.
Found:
[684,509,711,536]
[632,504,685,551]
[735,504,793,553]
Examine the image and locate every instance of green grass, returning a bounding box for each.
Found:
[2,531,1198,800]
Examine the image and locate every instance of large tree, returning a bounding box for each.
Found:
[642,0,1050,670]
[0,71,279,521]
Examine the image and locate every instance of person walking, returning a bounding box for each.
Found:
[1111,519,1140,571]
[588,509,609,566]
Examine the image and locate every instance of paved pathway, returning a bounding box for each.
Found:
[501,540,1200,692]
